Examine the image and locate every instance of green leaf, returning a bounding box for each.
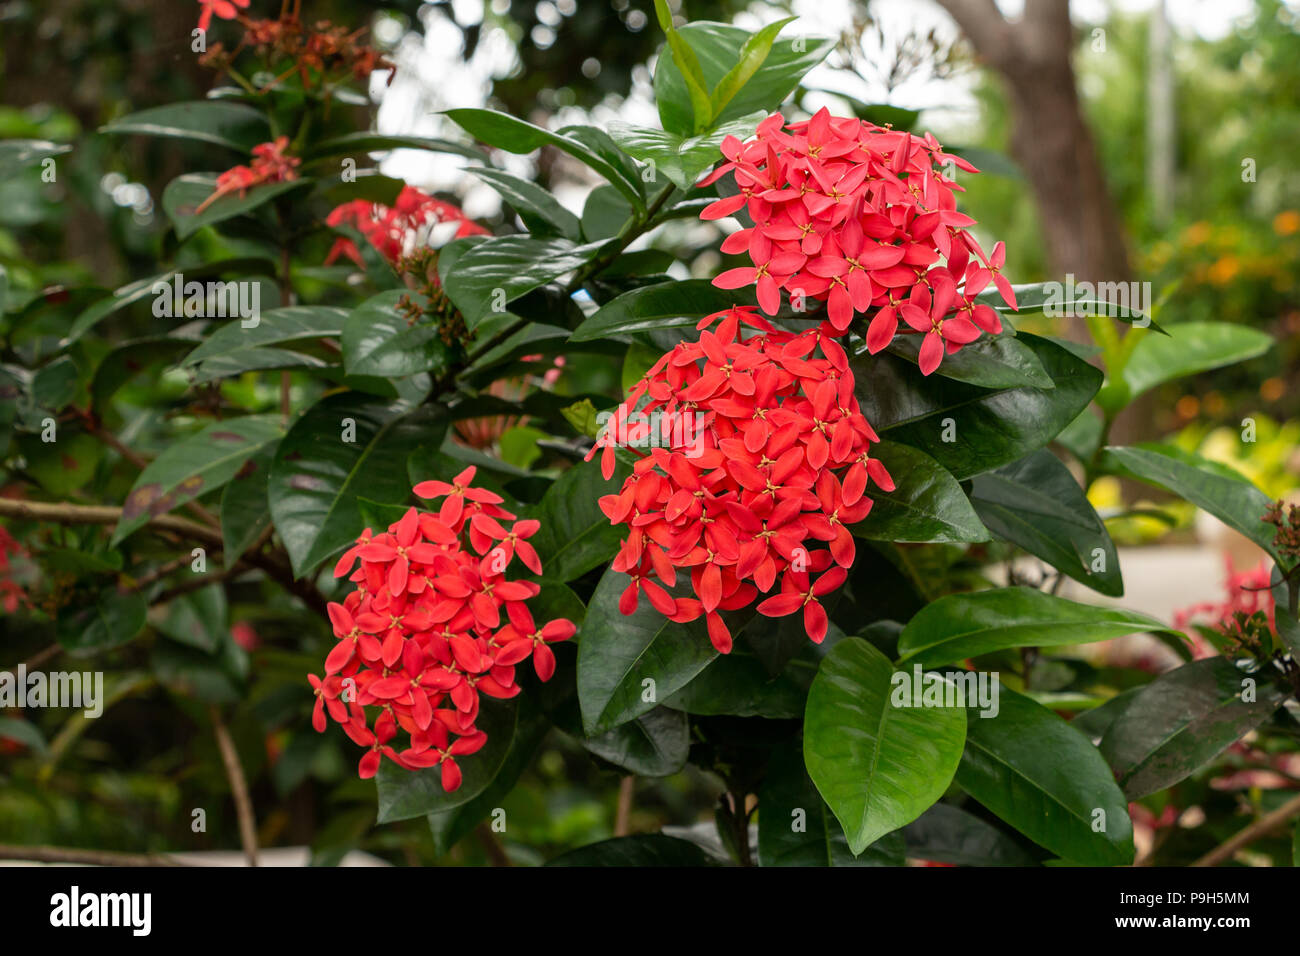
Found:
[902,803,1038,866]
[162,173,308,240]
[469,167,582,240]
[709,18,797,121]
[655,0,714,134]
[570,278,750,341]
[156,584,228,653]
[440,236,602,329]
[1098,443,1282,563]
[664,644,807,718]
[850,440,989,544]
[444,109,645,210]
[956,683,1134,865]
[341,290,452,378]
[896,588,1177,667]
[220,447,274,569]
[113,416,283,545]
[855,333,1102,480]
[884,333,1053,390]
[654,22,834,136]
[985,281,1161,332]
[182,305,348,379]
[91,335,199,412]
[970,450,1122,597]
[546,834,718,866]
[581,185,635,241]
[803,637,966,854]
[426,695,550,854]
[1120,321,1272,400]
[0,718,49,755]
[375,697,521,823]
[576,567,717,735]
[758,739,905,866]
[1099,657,1289,800]
[607,113,763,192]
[581,706,690,777]
[530,459,631,582]
[64,258,276,345]
[100,101,271,151]
[305,131,489,163]
[268,396,448,577]
[0,140,71,179]
[56,589,147,656]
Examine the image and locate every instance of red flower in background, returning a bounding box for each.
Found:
[309,467,575,786]
[325,186,488,267]
[196,0,250,33]
[587,306,892,652]
[196,136,300,214]
[701,108,1016,374]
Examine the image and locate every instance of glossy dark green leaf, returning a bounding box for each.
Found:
[896,588,1176,667]
[530,458,631,582]
[850,440,989,544]
[758,739,905,866]
[444,109,645,209]
[902,803,1038,866]
[1099,657,1289,799]
[855,334,1101,480]
[581,706,690,776]
[576,567,717,735]
[885,332,1053,390]
[162,173,308,240]
[1098,443,1283,563]
[426,695,550,854]
[91,335,198,412]
[804,637,966,854]
[570,278,751,341]
[100,101,270,151]
[1121,321,1272,399]
[607,114,763,192]
[709,17,797,120]
[654,22,834,135]
[156,584,228,653]
[305,131,489,163]
[470,167,582,239]
[56,589,147,656]
[220,447,274,568]
[971,449,1122,596]
[341,290,452,378]
[375,697,521,823]
[268,396,447,577]
[664,645,807,718]
[957,683,1134,865]
[546,834,718,866]
[113,415,283,545]
[182,305,348,379]
[440,236,602,329]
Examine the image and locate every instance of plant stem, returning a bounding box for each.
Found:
[1190,791,1300,867]
[210,705,259,867]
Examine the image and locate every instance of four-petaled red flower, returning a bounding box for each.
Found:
[196,136,300,214]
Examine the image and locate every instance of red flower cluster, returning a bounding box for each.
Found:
[309,467,575,787]
[325,186,488,267]
[702,109,1016,375]
[589,307,893,652]
[196,136,300,214]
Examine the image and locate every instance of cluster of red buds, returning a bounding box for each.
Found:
[325,186,489,267]
[309,467,575,786]
[196,136,300,213]
[703,108,1016,375]
[197,0,395,90]
[589,306,893,651]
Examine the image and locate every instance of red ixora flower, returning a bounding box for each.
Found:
[586,306,893,653]
[701,109,1016,375]
[308,466,575,786]
[196,136,300,214]
[196,0,250,33]
[325,186,488,267]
